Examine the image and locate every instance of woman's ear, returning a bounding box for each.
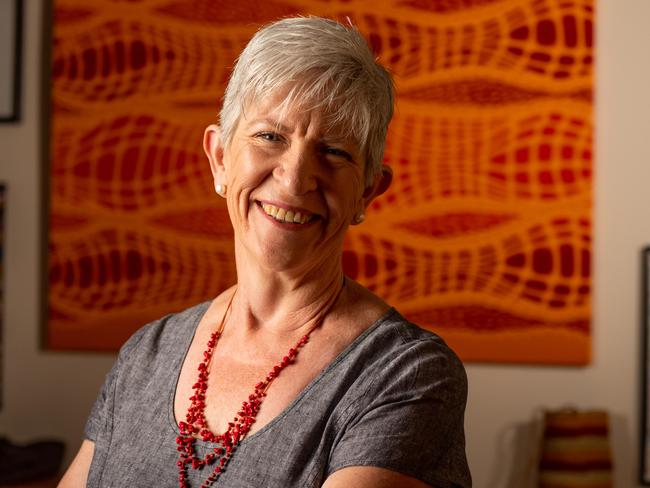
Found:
[362,164,393,207]
[352,165,392,225]
[203,124,227,188]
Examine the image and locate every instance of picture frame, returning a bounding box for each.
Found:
[0,0,23,122]
[640,246,650,484]
[0,183,5,410]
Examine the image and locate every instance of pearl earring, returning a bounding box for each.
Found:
[354,212,365,224]
[215,183,227,196]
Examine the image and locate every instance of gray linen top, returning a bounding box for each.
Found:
[85,301,471,487]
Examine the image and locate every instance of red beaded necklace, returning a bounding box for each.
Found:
[175,291,319,487]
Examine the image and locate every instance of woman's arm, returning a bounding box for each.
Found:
[323,466,433,488]
[57,440,94,487]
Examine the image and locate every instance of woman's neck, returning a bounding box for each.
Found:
[229,246,347,336]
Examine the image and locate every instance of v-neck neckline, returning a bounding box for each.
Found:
[167,300,398,447]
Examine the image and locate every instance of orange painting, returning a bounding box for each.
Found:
[47,0,593,364]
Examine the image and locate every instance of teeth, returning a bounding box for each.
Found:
[261,203,313,224]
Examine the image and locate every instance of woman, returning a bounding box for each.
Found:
[60,16,470,488]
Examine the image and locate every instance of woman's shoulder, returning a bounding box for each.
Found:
[325,309,471,487]
[338,279,466,388]
[346,279,459,351]
[116,300,212,361]
[363,308,466,381]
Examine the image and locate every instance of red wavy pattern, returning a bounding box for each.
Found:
[343,216,591,310]
[155,0,304,23]
[52,20,244,103]
[373,109,592,210]
[400,80,592,104]
[399,0,505,13]
[48,0,593,364]
[340,3,593,80]
[151,208,234,238]
[405,306,589,332]
[397,212,516,237]
[49,230,236,312]
[51,115,208,211]
[50,213,89,230]
[54,7,95,23]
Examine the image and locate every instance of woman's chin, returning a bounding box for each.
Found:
[252,239,318,272]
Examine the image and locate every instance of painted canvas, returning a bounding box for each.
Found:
[47,0,593,364]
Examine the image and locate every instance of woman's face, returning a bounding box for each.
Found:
[205,92,372,274]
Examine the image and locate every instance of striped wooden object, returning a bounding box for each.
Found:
[539,410,612,488]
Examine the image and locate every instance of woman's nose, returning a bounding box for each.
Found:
[272,144,318,195]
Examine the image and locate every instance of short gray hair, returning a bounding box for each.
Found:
[219,16,395,187]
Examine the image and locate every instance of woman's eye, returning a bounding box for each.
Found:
[256,132,281,142]
[324,147,352,161]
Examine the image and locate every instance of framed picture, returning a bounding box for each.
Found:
[46,0,594,365]
[0,0,23,122]
[0,184,5,410]
[641,246,650,484]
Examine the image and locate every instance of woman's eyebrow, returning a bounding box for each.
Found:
[319,135,360,150]
[247,118,291,132]
[320,136,349,144]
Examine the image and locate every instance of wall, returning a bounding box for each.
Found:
[0,0,116,460]
[1,1,649,486]
[465,0,650,485]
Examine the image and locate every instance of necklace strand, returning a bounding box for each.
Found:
[176,291,321,487]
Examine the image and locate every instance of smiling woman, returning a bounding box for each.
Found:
[205,91,374,276]
[58,16,471,488]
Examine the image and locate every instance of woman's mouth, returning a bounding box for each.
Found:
[258,202,318,225]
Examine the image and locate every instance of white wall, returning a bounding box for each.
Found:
[0,0,115,459]
[1,1,649,486]
[465,0,650,485]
